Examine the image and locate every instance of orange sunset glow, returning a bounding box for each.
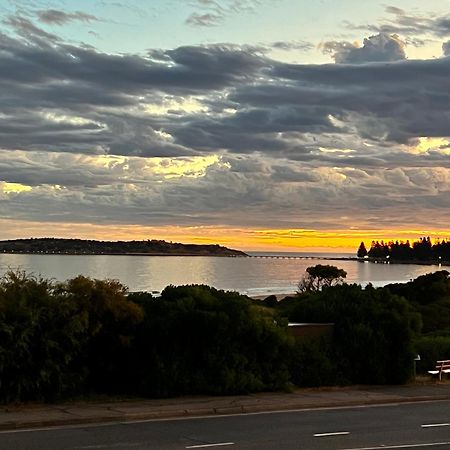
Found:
[1,218,448,253]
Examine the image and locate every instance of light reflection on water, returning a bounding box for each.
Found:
[0,253,443,296]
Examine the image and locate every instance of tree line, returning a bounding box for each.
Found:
[357,237,450,261]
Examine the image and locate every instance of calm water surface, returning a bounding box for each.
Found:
[0,252,443,296]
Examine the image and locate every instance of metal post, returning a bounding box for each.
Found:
[414,354,421,380]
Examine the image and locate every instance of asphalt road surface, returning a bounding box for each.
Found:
[1,400,450,449]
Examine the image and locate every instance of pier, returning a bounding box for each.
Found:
[248,255,357,261]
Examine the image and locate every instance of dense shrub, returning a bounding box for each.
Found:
[386,271,450,334]
[127,285,294,397]
[60,276,144,393]
[0,272,143,402]
[281,284,421,384]
[0,272,83,401]
[290,337,338,387]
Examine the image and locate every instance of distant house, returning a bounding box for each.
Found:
[288,323,334,340]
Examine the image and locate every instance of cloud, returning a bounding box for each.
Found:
[269,40,314,52]
[36,9,99,26]
[185,13,221,27]
[1,19,450,162]
[349,6,450,40]
[0,25,269,156]
[3,15,60,43]
[443,41,450,56]
[322,33,406,64]
[2,149,450,232]
[96,1,149,18]
[185,0,266,27]
[1,14,450,232]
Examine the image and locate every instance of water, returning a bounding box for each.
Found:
[0,252,443,296]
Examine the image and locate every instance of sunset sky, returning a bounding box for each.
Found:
[1,0,450,252]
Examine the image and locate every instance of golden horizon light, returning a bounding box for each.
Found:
[0,219,448,253]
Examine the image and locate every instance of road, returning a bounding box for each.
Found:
[1,400,450,449]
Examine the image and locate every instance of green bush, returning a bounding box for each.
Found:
[0,272,144,402]
[283,284,421,384]
[290,338,338,387]
[61,276,144,394]
[128,285,294,397]
[0,272,84,402]
[387,271,450,334]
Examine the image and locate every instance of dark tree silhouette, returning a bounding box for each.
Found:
[363,237,448,262]
[357,242,368,258]
[298,265,347,293]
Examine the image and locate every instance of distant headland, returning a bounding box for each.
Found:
[0,238,248,257]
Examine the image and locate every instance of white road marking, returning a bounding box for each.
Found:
[314,431,350,437]
[185,444,235,449]
[341,441,450,450]
[421,423,450,428]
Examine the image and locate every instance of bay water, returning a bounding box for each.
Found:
[0,252,443,297]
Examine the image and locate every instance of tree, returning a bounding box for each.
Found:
[62,276,144,393]
[0,272,86,402]
[297,265,347,293]
[357,242,368,258]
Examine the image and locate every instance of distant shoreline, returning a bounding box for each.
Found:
[0,251,246,257]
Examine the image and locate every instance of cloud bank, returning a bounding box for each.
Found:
[1,9,450,243]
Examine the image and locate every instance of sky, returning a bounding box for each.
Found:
[1,0,450,252]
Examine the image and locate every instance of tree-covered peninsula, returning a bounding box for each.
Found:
[0,238,247,257]
[357,237,450,263]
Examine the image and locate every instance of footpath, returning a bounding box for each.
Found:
[1,382,450,431]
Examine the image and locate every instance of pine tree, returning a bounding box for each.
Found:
[357,241,368,258]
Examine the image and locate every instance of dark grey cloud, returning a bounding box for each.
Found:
[185,12,221,27]
[1,18,450,163]
[0,22,268,156]
[3,14,450,158]
[0,153,119,188]
[269,40,314,52]
[322,33,406,64]
[349,6,450,40]
[271,165,319,183]
[443,41,450,56]
[3,15,60,43]
[36,9,99,25]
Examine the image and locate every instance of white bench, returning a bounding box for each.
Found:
[428,360,450,381]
